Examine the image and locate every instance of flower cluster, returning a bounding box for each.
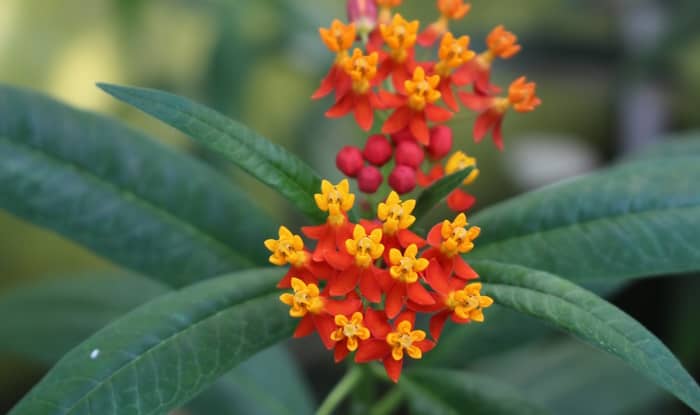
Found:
[266,179,493,382]
[314,0,541,210]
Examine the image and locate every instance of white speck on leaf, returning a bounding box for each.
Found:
[90,349,100,359]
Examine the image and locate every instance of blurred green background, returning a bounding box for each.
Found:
[1,0,699,413]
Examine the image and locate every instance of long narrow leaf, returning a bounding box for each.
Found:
[8,268,294,415]
[470,157,700,282]
[0,85,272,286]
[402,368,549,415]
[97,83,325,223]
[0,273,313,415]
[475,260,700,412]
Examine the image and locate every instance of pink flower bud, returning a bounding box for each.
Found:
[357,165,383,193]
[363,134,393,166]
[389,165,417,194]
[427,126,453,160]
[347,0,377,36]
[395,141,424,169]
[336,146,365,177]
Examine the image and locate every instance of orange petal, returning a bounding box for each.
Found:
[385,282,405,319]
[354,94,374,131]
[325,93,354,118]
[382,106,412,134]
[425,104,453,123]
[409,112,430,145]
[429,310,451,341]
[446,189,476,212]
[383,355,403,383]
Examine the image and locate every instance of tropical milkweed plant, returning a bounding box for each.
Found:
[1,1,699,414]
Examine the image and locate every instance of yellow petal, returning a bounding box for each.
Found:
[290,278,306,292]
[389,248,403,265]
[279,293,294,305]
[351,312,364,324]
[407,345,422,359]
[391,345,404,361]
[347,336,359,352]
[405,244,418,258]
[410,330,426,342]
[335,314,349,326]
[470,309,485,322]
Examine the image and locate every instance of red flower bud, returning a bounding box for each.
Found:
[390,127,415,145]
[363,134,393,166]
[427,126,453,160]
[347,0,377,36]
[389,165,417,194]
[336,146,365,177]
[395,141,424,169]
[357,165,383,193]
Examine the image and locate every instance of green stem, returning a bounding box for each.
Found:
[315,365,364,415]
[368,388,404,415]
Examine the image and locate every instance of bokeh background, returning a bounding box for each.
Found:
[1,0,699,413]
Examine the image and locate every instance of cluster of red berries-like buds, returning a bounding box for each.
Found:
[317,0,541,210]
[336,125,454,195]
[266,180,493,382]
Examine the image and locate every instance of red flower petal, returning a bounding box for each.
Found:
[365,308,392,338]
[382,106,412,135]
[302,224,328,239]
[397,229,426,249]
[459,93,493,112]
[446,189,476,212]
[383,355,403,383]
[407,282,435,305]
[325,294,362,316]
[325,93,354,118]
[334,342,351,363]
[312,66,337,100]
[385,283,405,319]
[429,310,451,341]
[330,267,359,296]
[492,116,505,151]
[417,25,440,47]
[377,90,406,109]
[354,94,374,131]
[374,269,394,292]
[415,339,436,353]
[324,250,353,271]
[425,104,453,123]
[425,259,450,294]
[474,110,500,144]
[391,64,411,94]
[453,257,479,280]
[395,310,416,327]
[440,81,459,112]
[409,112,430,145]
[360,268,383,303]
[313,314,337,349]
[355,338,391,363]
[294,314,316,338]
[426,224,443,248]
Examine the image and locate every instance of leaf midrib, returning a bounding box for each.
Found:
[50,289,281,415]
[1,136,255,270]
[104,86,322,220]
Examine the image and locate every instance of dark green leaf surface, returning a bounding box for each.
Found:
[476,260,700,412]
[626,134,700,162]
[0,273,313,415]
[473,339,666,415]
[469,158,700,281]
[413,167,474,227]
[0,274,167,364]
[0,85,272,286]
[97,83,325,223]
[9,268,295,415]
[402,368,549,415]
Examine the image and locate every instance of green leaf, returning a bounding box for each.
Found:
[401,368,549,415]
[0,273,167,364]
[413,167,475,227]
[182,346,315,415]
[0,272,313,415]
[9,268,295,415]
[626,135,700,162]
[475,339,667,415]
[476,260,700,412]
[469,157,700,282]
[97,83,326,223]
[0,85,273,287]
